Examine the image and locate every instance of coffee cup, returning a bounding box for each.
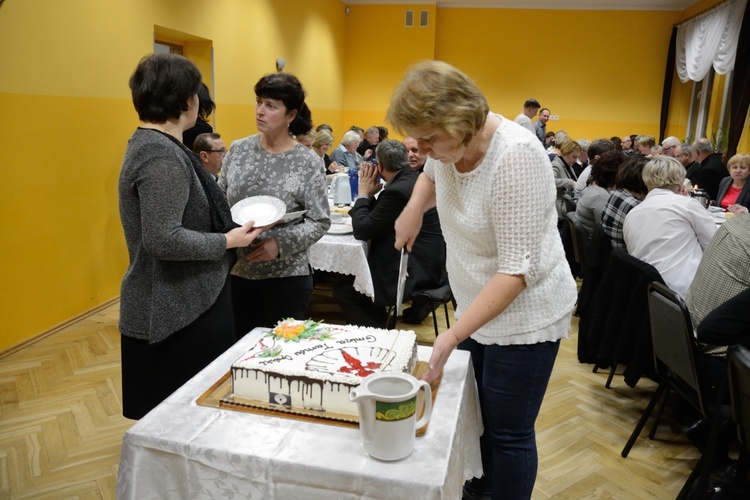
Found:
[349,372,432,461]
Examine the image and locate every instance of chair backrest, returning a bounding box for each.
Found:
[562,193,576,214]
[727,344,750,450]
[565,211,587,265]
[647,281,705,415]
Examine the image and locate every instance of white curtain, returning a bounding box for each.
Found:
[676,0,748,82]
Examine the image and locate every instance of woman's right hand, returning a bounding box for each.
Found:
[394,204,423,252]
[421,329,459,383]
[225,221,264,249]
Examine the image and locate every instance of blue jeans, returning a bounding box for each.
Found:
[460,337,560,499]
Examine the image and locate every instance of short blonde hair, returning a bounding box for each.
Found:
[637,135,655,148]
[313,129,334,149]
[727,153,750,171]
[386,60,489,148]
[642,156,685,191]
[558,137,582,156]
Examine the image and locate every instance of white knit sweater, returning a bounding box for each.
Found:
[424,115,577,345]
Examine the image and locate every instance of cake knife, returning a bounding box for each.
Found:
[395,247,409,316]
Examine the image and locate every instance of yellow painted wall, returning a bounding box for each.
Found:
[433,8,680,140]
[340,4,437,140]
[0,0,345,352]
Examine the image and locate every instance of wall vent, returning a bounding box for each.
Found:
[419,10,429,27]
[405,10,414,27]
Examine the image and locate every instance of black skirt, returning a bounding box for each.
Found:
[120,275,235,420]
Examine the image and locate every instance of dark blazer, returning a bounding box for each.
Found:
[349,168,448,307]
[693,152,728,201]
[715,176,750,209]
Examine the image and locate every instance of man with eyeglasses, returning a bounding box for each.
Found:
[661,136,680,157]
[193,132,227,180]
[674,143,700,184]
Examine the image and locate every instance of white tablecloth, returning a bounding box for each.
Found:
[308,231,374,299]
[117,329,483,499]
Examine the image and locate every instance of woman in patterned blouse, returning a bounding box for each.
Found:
[220,73,330,338]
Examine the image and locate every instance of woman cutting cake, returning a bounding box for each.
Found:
[389,61,577,500]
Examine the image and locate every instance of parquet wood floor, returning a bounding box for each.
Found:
[0,291,696,499]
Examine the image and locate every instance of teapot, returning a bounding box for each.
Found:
[349,372,432,461]
[690,188,711,209]
[331,172,352,205]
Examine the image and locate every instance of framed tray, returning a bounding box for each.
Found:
[196,361,441,436]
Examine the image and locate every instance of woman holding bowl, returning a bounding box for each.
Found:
[220,73,330,337]
[715,153,750,214]
[389,61,577,499]
[119,54,263,419]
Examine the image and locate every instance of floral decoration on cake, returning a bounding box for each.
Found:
[267,319,333,343]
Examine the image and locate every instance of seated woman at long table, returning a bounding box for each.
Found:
[715,153,750,214]
[623,156,717,298]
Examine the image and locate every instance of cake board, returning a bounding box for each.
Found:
[196,361,441,436]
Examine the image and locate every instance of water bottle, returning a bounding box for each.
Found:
[348,168,359,199]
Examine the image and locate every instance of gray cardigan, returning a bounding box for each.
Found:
[118,129,234,343]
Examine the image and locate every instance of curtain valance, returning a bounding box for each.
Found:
[676,0,748,82]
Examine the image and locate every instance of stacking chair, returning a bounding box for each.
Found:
[729,345,750,450]
[565,211,588,272]
[622,282,726,496]
[727,345,750,490]
[562,193,576,214]
[410,284,456,338]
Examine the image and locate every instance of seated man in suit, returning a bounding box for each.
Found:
[691,138,729,201]
[192,132,226,181]
[333,140,447,328]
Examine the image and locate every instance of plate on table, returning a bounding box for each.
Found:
[327,224,353,235]
[231,196,286,227]
[708,206,725,213]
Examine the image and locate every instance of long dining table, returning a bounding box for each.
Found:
[307,217,375,299]
[116,328,484,499]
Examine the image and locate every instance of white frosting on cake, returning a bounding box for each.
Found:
[230,323,417,416]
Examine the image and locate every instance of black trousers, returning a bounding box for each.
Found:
[230,273,313,338]
[332,275,388,328]
[121,275,235,420]
[697,288,750,348]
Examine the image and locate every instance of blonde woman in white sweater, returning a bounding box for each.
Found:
[388,61,577,500]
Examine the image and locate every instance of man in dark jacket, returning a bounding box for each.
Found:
[691,138,728,201]
[333,140,447,328]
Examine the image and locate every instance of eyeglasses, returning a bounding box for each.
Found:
[663,145,676,151]
[208,150,227,155]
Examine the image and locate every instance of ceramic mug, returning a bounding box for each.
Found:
[349,372,432,461]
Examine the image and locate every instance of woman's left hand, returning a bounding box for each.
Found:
[728,204,749,214]
[421,329,459,383]
[246,237,279,262]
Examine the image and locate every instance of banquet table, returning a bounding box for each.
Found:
[116,329,484,500]
[308,227,374,299]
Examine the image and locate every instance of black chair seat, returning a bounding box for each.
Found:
[410,284,456,338]
[412,284,453,303]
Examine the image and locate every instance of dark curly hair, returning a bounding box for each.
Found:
[590,150,626,189]
[615,154,649,196]
[197,83,215,121]
[254,73,313,136]
[129,53,202,123]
